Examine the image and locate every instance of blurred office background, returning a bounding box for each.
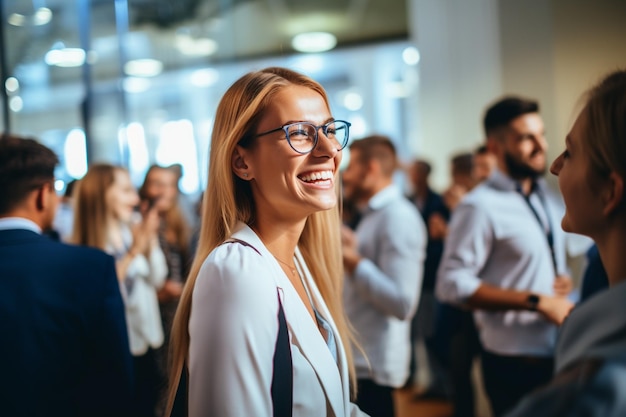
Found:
[1,0,625,196]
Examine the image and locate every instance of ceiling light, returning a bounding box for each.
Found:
[402,46,421,66]
[292,32,337,53]
[9,96,23,112]
[45,48,86,67]
[176,35,218,57]
[124,59,163,77]
[8,7,52,27]
[5,77,19,93]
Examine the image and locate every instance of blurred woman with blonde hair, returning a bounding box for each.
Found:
[72,163,167,417]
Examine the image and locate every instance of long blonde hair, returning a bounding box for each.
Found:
[165,67,358,413]
[71,164,124,249]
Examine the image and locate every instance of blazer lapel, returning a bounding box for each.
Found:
[230,224,345,417]
[296,247,352,417]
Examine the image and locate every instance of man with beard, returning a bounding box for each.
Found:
[435,97,574,417]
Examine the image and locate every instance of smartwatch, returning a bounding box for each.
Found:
[526,293,540,311]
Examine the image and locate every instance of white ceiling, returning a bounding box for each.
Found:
[4,0,409,88]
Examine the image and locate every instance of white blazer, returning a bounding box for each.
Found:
[188,222,368,417]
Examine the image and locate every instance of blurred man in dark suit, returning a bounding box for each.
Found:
[0,134,134,417]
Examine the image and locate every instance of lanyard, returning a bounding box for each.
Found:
[517,184,557,272]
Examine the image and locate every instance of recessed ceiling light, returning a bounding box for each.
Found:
[292,32,337,53]
[8,7,52,27]
[402,46,421,66]
[9,96,23,112]
[45,48,86,67]
[124,59,163,77]
[5,77,20,93]
[176,35,218,56]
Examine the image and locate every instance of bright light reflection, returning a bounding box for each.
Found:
[176,35,218,56]
[5,77,19,93]
[9,96,23,112]
[54,180,65,192]
[8,7,52,26]
[64,129,88,178]
[45,48,86,67]
[156,120,200,194]
[292,32,337,53]
[124,59,163,77]
[126,123,150,184]
[402,46,421,66]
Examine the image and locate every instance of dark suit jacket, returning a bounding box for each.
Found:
[413,188,450,291]
[0,228,134,417]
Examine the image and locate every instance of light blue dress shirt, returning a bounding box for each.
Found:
[0,217,42,233]
[344,184,426,387]
[436,170,567,357]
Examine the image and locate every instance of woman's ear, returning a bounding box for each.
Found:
[602,171,624,216]
[231,146,252,180]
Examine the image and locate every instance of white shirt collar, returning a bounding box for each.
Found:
[367,184,401,211]
[0,217,42,234]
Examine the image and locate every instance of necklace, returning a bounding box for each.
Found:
[274,255,298,277]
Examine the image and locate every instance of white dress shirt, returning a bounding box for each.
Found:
[344,184,426,387]
[436,170,567,357]
[108,224,167,356]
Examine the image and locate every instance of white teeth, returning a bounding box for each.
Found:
[300,170,333,182]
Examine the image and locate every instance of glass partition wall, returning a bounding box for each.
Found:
[1,0,418,195]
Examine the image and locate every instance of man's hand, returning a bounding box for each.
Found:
[443,184,468,210]
[553,275,573,297]
[157,280,183,303]
[537,295,575,325]
[428,212,448,240]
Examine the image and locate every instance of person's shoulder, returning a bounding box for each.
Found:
[47,240,114,265]
[506,355,626,417]
[458,182,507,214]
[196,240,276,296]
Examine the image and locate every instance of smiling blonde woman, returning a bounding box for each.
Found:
[166,67,367,417]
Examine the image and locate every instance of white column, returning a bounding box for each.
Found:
[408,0,503,190]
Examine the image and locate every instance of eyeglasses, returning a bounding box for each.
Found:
[256,120,351,154]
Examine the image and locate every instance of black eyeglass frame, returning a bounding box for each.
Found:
[255,120,351,154]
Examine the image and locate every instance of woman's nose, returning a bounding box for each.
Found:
[312,129,339,157]
[550,153,563,176]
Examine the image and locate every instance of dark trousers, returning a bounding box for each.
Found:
[356,379,396,417]
[448,309,481,417]
[133,348,163,417]
[481,350,554,417]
